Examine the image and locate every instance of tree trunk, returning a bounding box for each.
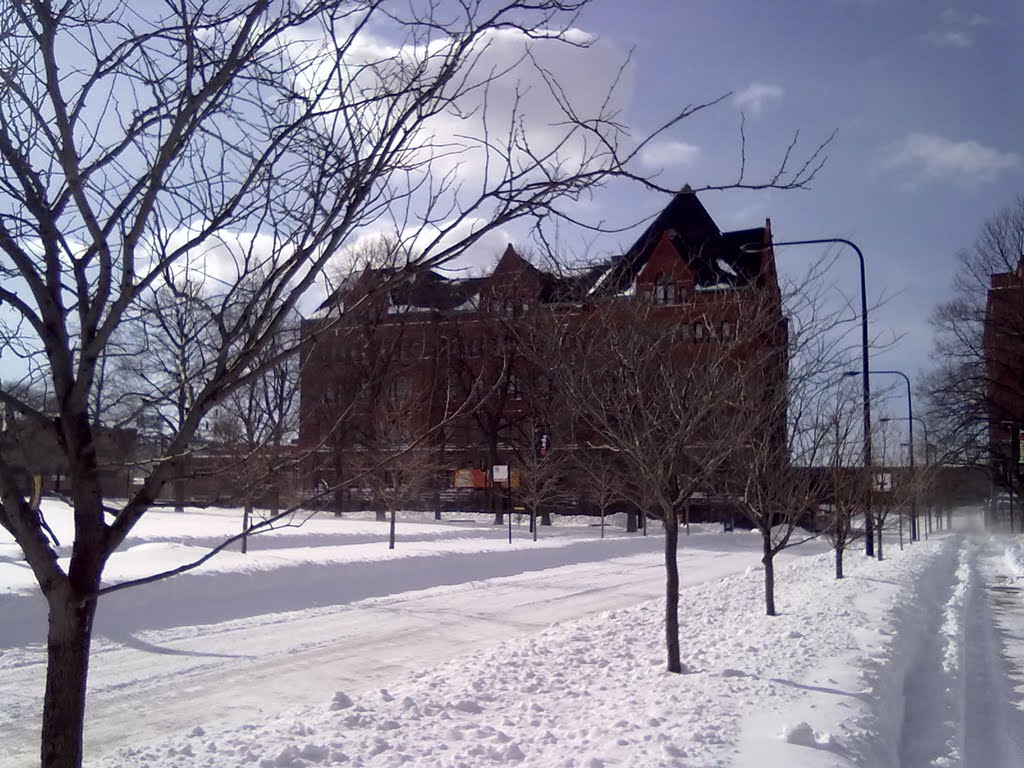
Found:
[388,508,396,549]
[664,513,682,673]
[762,530,776,616]
[242,501,251,554]
[600,508,605,539]
[269,486,280,518]
[834,545,844,579]
[171,452,187,512]
[540,509,552,526]
[876,518,884,561]
[173,474,185,514]
[626,509,637,533]
[41,590,98,768]
[375,499,386,523]
[331,447,346,516]
[864,502,874,557]
[433,490,442,521]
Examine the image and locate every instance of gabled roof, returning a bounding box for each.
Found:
[591,188,769,295]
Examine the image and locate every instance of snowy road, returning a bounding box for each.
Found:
[1,528,806,767]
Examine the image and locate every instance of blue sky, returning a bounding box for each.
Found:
[570,0,1022,389]
[4,0,1020,431]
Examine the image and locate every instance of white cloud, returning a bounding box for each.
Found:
[638,140,700,169]
[939,8,990,27]
[147,222,288,294]
[288,20,634,196]
[925,8,990,48]
[885,133,1020,184]
[924,30,971,48]
[732,83,784,115]
[320,218,515,282]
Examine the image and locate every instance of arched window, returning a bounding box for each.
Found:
[653,274,674,305]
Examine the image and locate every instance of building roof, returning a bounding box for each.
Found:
[314,189,772,316]
[593,188,769,295]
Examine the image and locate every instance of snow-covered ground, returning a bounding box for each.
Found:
[3,503,1024,767]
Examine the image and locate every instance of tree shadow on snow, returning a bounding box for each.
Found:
[106,629,253,659]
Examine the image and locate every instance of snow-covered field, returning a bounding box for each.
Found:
[3,503,1024,767]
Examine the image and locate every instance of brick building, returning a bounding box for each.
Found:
[984,258,1024,483]
[298,188,786,514]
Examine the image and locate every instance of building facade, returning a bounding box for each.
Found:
[298,188,786,515]
[984,259,1024,485]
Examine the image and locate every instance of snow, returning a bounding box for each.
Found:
[3,505,1024,767]
[451,294,479,312]
[716,258,739,277]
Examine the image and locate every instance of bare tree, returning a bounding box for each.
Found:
[572,448,629,538]
[0,1,832,763]
[546,300,754,673]
[210,319,300,552]
[730,262,862,615]
[357,386,440,549]
[822,397,869,580]
[924,196,1024,480]
[511,422,568,537]
[117,281,218,510]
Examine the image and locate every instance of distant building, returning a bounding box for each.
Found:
[984,260,1024,485]
[0,408,136,498]
[298,188,786,514]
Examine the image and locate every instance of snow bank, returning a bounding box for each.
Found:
[1004,541,1024,578]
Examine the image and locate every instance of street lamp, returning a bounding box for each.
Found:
[848,368,917,555]
[872,370,917,543]
[743,237,874,556]
[882,415,933,537]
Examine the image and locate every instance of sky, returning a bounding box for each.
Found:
[3,0,1021,442]
[564,0,1023,394]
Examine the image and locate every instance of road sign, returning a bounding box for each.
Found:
[492,464,509,483]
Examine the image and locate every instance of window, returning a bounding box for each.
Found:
[653,274,675,305]
[721,321,732,340]
[693,321,705,342]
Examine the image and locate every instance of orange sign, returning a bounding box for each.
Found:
[452,468,486,489]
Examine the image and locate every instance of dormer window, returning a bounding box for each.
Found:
[653,274,675,305]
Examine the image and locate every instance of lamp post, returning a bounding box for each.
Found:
[743,237,874,557]
[848,368,916,548]
[882,415,932,537]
